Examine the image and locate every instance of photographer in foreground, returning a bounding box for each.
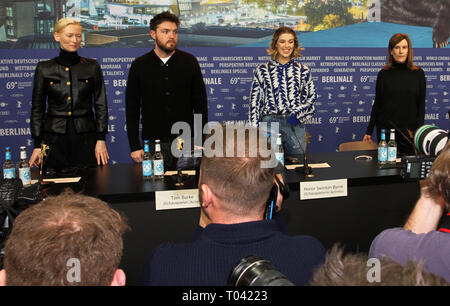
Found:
[140,124,325,285]
[369,141,450,282]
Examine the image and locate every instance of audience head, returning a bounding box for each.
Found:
[422,141,450,210]
[310,244,449,286]
[199,123,275,222]
[0,191,129,286]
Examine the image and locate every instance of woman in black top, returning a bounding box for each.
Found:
[29,18,109,171]
[363,33,426,154]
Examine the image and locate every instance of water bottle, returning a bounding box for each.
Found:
[18,146,31,185]
[275,133,284,166]
[142,140,153,180]
[3,147,16,179]
[153,140,164,179]
[387,129,397,165]
[266,132,271,147]
[378,129,388,165]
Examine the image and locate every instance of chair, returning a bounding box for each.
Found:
[338,141,377,152]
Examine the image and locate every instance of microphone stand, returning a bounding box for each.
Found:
[388,121,419,155]
[290,125,314,178]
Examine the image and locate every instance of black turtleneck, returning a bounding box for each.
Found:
[366,60,426,137]
[55,48,80,67]
[54,48,105,142]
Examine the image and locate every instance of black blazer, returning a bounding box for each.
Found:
[30,57,108,142]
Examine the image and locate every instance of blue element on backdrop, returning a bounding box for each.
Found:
[242,22,445,48]
[0,46,448,165]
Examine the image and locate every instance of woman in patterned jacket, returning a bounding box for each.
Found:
[249,27,316,158]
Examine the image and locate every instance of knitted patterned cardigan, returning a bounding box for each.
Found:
[249,59,316,126]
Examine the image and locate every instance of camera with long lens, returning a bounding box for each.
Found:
[401,125,448,180]
[228,255,294,286]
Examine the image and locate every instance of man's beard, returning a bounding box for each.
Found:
[155,37,177,54]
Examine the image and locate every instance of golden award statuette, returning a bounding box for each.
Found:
[177,137,184,151]
[39,143,50,177]
[175,137,185,187]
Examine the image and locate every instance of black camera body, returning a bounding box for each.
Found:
[398,124,448,180]
[400,155,436,180]
[264,175,289,220]
[1,178,43,269]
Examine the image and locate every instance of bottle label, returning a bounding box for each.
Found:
[155,144,161,152]
[266,133,271,145]
[154,160,164,176]
[19,167,31,185]
[144,144,150,153]
[378,148,387,162]
[20,151,27,160]
[3,168,15,179]
[142,160,153,177]
[5,151,11,160]
[388,147,397,162]
[275,152,284,166]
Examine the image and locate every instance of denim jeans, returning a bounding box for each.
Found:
[261,115,307,158]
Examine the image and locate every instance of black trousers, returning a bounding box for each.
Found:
[43,119,97,173]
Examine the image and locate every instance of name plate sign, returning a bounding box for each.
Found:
[300,179,348,200]
[155,189,200,210]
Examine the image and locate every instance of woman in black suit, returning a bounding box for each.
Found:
[29,18,109,171]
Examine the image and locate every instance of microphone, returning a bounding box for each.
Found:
[289,125,314,177]
[388,121,419,155]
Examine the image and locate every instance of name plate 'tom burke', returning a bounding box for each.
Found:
[155,189,200,210]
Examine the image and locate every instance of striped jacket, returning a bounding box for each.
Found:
[249,59,316,126]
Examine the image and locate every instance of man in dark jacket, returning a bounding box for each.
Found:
[125,11,208,169]
[140,124,325,286]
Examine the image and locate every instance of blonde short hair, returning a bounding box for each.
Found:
[54,17,81,34]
